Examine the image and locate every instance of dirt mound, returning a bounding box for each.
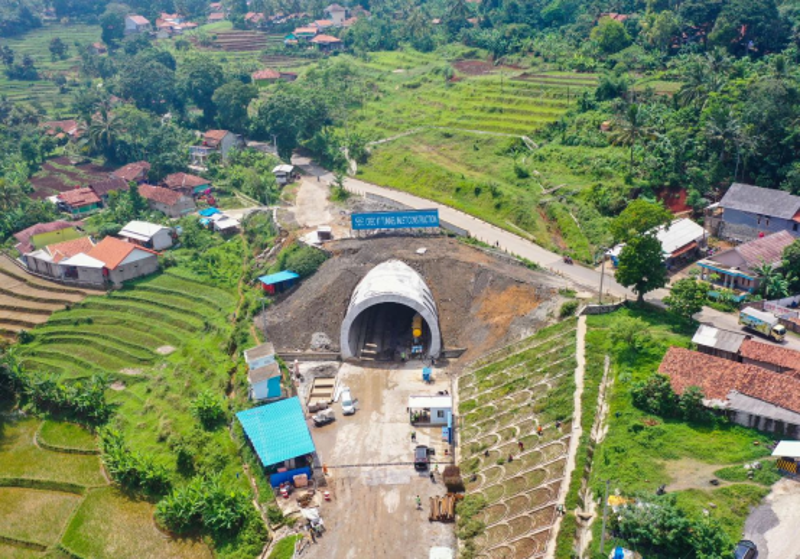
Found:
[261,236,565,363]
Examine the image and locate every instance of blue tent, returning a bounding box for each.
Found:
[236,397,316,468]
[198,207,221,217]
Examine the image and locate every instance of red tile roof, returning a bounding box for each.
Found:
[294,26,319,34]
[139,184,183,205]
[58,187,101,208]
[659,347,800,414]
[40,119,79,136]
[253,68,281,81]
[740,339,800,372]
[203,130,231,147]
[112,161,151,182]
[14,221,79,254]
[89,176,129,197]
[314,19,333,27]
[128,15,150,25]
[87,236,156,270]
[208,12,225,20]
[162,172,209,190]
[46,236,95,264]
[311,34,342,44]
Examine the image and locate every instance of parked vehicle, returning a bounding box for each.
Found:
[340,388,356,415]
[739,307,786,342]
[733,540,758,559]
[312,408,335,427]
[414,445,430,471]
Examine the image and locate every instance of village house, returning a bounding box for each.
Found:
[88,42,107,55]
[40,119,80,140]
[85,236,160,286]
[124,14,152,34]
[312,19,334,30]
[236,397,319,482]
[341,16,359,27]
[692,324,748,362]
[14,221,83,259]
[324,3,347,25]
[244,343,281,401]
[207,11,225,22]
[191,130,243,165]
[252,68,281,85]
[26,236,95,279]
[272,164,296,186]
[697,230,795,293]
[310,34,343,52]
[208,2,222,13]
[710,182,800,242]
[739,338,800,374]
[162,172,211,196]
[609,217,706,270]
[119,220,174,251]
[139,184,196,217]
[292,26,319,41]
[244,12,266,28]
[89,176,129,203]
[112,161,151,183]
[659,346,800,437]
[57,188,102,217]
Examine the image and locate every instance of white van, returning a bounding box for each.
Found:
[340,388,356,415]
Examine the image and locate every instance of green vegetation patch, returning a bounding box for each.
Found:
[0,487,82,546]
[268,535,302,559]
[62,487,212,559]
[38,421,97,451]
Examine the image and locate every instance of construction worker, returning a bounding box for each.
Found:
[415,495,422,510]
[537,425,543,436]
[411,431,416,442]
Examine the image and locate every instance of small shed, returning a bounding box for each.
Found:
[272,164,295,186]
[198,207,221,218]
[772,440,800,476]
[248,362,282,401]
[244,342,276,370]
[236,397,317,476]
[409,395,453,426]
[692,324,748,361]
[258,270,300,295]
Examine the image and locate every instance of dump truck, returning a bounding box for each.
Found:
[739,307,786,342]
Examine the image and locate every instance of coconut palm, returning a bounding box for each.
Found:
[611,103,656,174]
[85,106,122,160]
[753,262,791,299]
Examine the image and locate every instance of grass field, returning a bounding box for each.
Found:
[357,128,621,259]
[0,23,100,116]
[457,319,578,558]
[38,420,97,451]
[0,487,82,546]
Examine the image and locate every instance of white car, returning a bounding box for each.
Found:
[340,388,356,415]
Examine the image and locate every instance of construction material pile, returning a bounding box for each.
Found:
[429,493,463,522]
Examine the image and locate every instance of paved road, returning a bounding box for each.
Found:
[292,155,800,352]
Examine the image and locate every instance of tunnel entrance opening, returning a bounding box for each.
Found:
[348,302,432,361]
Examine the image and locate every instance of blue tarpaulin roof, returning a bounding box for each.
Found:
[258,270,300,286]
[236,397,315,467]
[198,207,221,217]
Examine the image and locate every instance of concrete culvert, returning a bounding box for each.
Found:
[340,260,441,361]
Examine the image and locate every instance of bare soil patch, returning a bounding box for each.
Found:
[30,157,112,199]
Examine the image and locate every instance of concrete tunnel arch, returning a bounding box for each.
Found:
[340,260,441,360]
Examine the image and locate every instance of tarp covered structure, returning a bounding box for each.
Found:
[236,397,316,468]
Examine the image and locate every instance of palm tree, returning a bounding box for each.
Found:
[85,106,122,160]
[752,262,791,299]
[611,103,655,174]
[704,106,740,163]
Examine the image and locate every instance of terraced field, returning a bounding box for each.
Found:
[458,319,578,559]
[0,23,100,116]
[0,254,98,339]
[18,269,236,381]
[0,417,212,558]
[348,51,598,138]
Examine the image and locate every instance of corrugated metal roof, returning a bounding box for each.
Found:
[259,270,300,285]
[236,397,315,467]
[691,325,746,353]
[655,218,705,255]
[244,342,275,363]
[720,182,800,219]
[772,440,800,458]
[408,395,452,409]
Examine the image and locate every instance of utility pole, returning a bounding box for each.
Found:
[598,247,607,304]
[259,298,268,342]
[599,478,611,555]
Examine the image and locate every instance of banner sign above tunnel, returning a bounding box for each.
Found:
[351,209,440,231]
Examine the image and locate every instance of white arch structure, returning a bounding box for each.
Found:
[340,260,441,360]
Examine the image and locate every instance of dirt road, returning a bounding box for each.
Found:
[293,177,334,229]
[744,478,800,559]
[304,362,456,559]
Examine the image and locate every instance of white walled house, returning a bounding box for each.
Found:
[119,220,173,251]
[87,236,160,287]
[125,15,152,34]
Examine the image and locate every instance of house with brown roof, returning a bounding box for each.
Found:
[14,221,83,257]
[740,338,800,374]
[310,34,343,52]
[26,236,95,278]
[139,184,196,217]
[162,173,211,196]
[88,42,107,55]
[197,130,243,163]
[659,346,800,436]
[40,119,80,140]
[112,161,151,183]
[208,11,225,22]
[313,19,334,30]
[57,188,102,216]
[125,14,152,34]
[89,176,129,202]
[252,68,281,84]
[244,11,266,27]
[698,230,796,293]
[86,236,160,286]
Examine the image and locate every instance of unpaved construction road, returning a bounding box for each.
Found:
[744,478,800,559]
[304,362,456,559]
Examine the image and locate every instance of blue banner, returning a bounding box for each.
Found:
[351,209,440,231]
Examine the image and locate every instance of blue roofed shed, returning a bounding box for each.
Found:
[259,270,300,294]
[198,207,221,217]
[236,397,316,471]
